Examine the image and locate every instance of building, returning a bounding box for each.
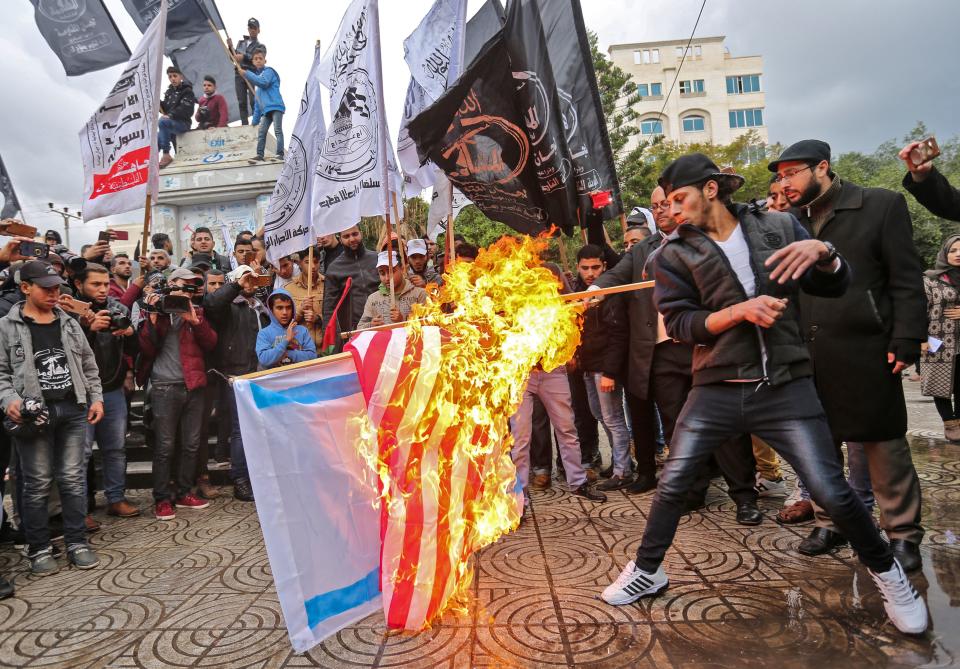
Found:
[608,36,767,149]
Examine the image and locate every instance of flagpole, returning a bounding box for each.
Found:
[371,0,397,314]
[391,192,407,275]
[141,193,152,262]
[206,19,256,98]
[446,192,455,270]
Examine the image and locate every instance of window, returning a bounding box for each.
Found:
[633,50,642,65]
[675,46,684,57]
[694,45,702,57]
[640,119,663,135]
[643,49,651,64]
[682,115,705,132]
[637,84,649,97]
[651,49,660,63]
[726,74,761,94]
[651,82,662,96]
[680,79,704,94]
[729,108,764,128]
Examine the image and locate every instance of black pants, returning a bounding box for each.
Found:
[634,378,893,573]
[933,355,960,421]
[152,384,205,502]
[235,74,255,126]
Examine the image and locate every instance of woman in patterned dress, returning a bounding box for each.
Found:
[921,234,960,441]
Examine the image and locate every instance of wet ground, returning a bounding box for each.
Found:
[0,380,956,668]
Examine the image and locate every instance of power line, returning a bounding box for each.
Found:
[656,0,708,125]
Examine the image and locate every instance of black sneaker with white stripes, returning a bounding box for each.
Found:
[601,560,668,605]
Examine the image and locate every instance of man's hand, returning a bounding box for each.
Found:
[302,302,317,324]
[138,255,152,274]
[734,296,788,328]
[89,310,112,332]
[599,376,616,393]
[87,401,104,425]
[371,315,385,327]
[888,339,921,375]
[285,320,297,343]
[183,302,200,326]
[0,237,32,264]
[766,240,833,283]
[389,306,402,324]
[83,240,110,260]
[6,398,23,424]
[409,274,426,288]
[123,370,136,395]
[899,141,934,183]
[237,272,257,293]
[112,326,133,338]
[583,283,605,306]
[944,306,960,320]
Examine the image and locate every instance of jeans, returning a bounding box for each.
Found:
[85,388,128,504]
[158,117,190,153]
[256,110,284,158]
[16,401,89,554]
[511,368,586,489]
[151,383,204,502]
[225,383,248,481]
[634,378,893,574]
[583,373,632,477]
[235,74,255,125]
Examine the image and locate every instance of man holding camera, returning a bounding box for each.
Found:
[900,140,960,222]
[0,261,104,575]
[203,265,271,502]
[195,76,228,130]
[72,264,139,519]
[136,268,217,521]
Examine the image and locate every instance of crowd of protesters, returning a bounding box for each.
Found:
[0,128,955,632]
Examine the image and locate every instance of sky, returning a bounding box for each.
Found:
[5,0,959,247]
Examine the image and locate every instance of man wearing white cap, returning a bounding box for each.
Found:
[356,252,427,330]
[406,239,440,288]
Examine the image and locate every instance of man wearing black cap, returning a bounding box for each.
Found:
[599,154,928,636]
[769,140,926,571]
[0,261,105,575]
[158,66,196,169]
[227,19,265,126]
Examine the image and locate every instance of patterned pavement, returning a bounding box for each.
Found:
[0,384,957,668]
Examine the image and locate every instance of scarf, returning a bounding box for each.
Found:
[925,234,960,281]
[803,175,842,236]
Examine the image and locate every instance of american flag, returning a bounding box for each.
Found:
[346,325,520,630]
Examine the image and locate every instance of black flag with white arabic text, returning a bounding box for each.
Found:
[120,0,222,52]
[29,0,131,76]
[0,154,22,219]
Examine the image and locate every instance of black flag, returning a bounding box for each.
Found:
[120,0,223,50]
[29,0,131,76]
[171,32,241,123]
[463,0,504,67]
[408,33,566,236]
[531,0,623,218]
[0,154,22,219]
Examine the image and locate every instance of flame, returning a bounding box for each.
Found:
[357,235,583,629]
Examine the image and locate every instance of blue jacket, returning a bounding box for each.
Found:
[256,289,317,369]
[244,66,285,124]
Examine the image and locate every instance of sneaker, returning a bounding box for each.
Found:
[755,475,787,497]
[158,153,173,169]
[248,155,266,164]
[596,474,634,491]
[155,500,176,521]
[174,493,210,510]
[869,559,929,634]
[233,478,255,502]
[601,560,668,605]
[67,544,100,570]
[29,548,60,576]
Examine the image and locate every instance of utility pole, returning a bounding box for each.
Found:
[47,203,82,248]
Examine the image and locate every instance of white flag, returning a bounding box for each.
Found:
[79,0,166,221]
[427,174,471,241]
[264,46,327,264]
[313,0,402,236]
[233,356,381,652]
[396,0,468,192]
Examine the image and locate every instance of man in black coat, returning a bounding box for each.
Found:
[899,140,960,222]
[158,66,196,169]
[770,140,926,570]
[322,225,379,342]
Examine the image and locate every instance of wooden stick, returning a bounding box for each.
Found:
[446,188,455,270]
[391,192,407,274]
[339,281,655,339]
[556,237,570,273]
[234,352,353,381]
[307,244,314,299]
[619,212,628,234]
[384,213,397,310]
[140,193,152,263]
[208,19,256,98]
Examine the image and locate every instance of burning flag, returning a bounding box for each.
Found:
[345,235,582,630]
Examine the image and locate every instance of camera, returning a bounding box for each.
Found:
[141,276,195,314]
[909,137,940,168]
[106,302,132,331]
[2,397,49,437]
[196,105,211,129]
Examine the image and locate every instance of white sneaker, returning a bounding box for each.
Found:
[869,559,928,634]
[601,560,668,605]
[755,475,787,498]
[783,483,804,508]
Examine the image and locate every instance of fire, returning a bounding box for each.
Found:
[355,234,583,629]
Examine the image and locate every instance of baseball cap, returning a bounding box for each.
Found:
[658,153,745,195]
[248,17,260,27]
[228,264,256,281]
[406,239,427,256]
[20,260,66,287]
[168,267,202,283]
[376,251,399,268]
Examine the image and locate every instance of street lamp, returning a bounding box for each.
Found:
[47,203,82,248]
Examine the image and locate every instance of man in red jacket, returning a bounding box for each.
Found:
[195,76,228,130]
[137,268,217,521]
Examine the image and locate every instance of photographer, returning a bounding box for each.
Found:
[195,76,228,130]
[136,268,217,521]
[900,140,960,221]
[0,261,104,575]
[71,264,139,519]
[203,265,270,502]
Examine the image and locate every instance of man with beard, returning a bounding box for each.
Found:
[322,225,379,338]
[599,154,927,636]
[109,254,133,300]
[769,140,926,571]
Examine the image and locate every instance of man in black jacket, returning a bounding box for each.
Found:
[158,66,196,169]
[599,154,928,637]
[73,264,140,519]
[899,140,960,221]
[202,266,269,501]
[770,140,926,571]
[322,226,378,340]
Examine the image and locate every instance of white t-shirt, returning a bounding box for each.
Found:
[714,224,766,380]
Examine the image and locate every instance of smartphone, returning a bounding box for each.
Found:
[910,137,941,167]
[110,230,129,241]
[251,274,273,287]
[98,231,112,242]
[19,241,49,259]
[0,221,37,238]
[59,295,90,316]
[242,250,256,265]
